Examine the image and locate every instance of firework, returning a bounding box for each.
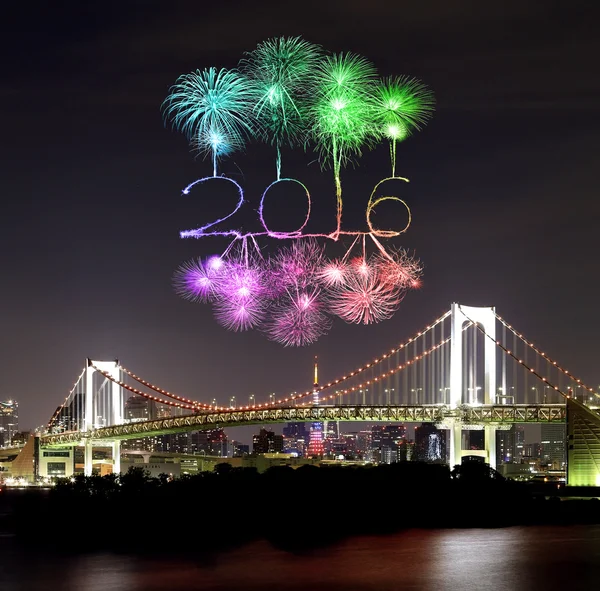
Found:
[373,76,435,176]
[163,67,257,176]
[241,36,322,179]
[173,256,225,302]
[377,249,423,290]
[266,287,331,346]
[269,238,325,292]
[317,259,349,287]
[311,52,377,233]
[329,263,402,324]
[213,295,266,332]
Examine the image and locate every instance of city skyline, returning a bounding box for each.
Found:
[1,2,599,431]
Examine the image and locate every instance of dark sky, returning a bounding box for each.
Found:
[1,1,599,434]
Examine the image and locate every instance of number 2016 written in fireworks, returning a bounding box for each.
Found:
[179,176,412,241]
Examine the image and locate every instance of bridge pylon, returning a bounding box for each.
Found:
[82,359,122,476]
[449,304,497,467]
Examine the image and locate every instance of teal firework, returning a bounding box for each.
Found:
[163,67,257,176]
[373,76,435,176]
[241,36,322,179]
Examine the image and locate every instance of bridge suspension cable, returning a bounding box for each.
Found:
[91,365,203,411]
[47,367,86,430]
[458,305,572,402]
[493,311,600,403]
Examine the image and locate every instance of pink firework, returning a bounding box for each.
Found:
[377,250,423,290]
[173,256,225,302]
[329,269,402,324]
[270,238,325,292]
[317,259,349,287]
[266,288,331,346]
[213,295,266,332]
[350,256,372,278]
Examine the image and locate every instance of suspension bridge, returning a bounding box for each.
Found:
[37,303,600,486]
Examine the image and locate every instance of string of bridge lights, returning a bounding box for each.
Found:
[114,309,452,410]
[91,366,201,411]
[459,307,572,401]
[47,367,87,429]
[119,366,212,409]
[493,311,600,402]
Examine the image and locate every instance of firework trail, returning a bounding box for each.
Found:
[163,67,257,176]
[241,36,322,179]
[373,76,435,176]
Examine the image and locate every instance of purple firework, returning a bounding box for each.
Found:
[173,256,226,302]
[213,295,266,331]
[214,261,271,300]
[329,265,402,324]
[266,288,331,346]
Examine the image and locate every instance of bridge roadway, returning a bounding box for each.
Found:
[41,403,567,448]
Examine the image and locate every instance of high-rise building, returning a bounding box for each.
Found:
[307,356,324,457]
[496,425,525,466]
[283,422,308,440]
[370,424,408,464]
[541,424,566,467]
[253,428,284,454]
[414,423,446,462]
[0,400,19,447]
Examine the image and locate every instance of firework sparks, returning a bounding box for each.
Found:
[377,250,423,290]
[317,259,348,287]
[266,288,331,346]
[270,238,325,291]
[163,67,257,176]
[329,266,402,324]
[310,52,377,234]
[241,37,322,179]
[173,256,225,302]
[213,295,266,332]
[373,76,435,176]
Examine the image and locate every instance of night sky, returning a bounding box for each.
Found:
[1,1,599,435]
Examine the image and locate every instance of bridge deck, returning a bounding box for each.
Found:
[40,404,568,447]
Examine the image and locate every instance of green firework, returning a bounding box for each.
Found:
[311,52,378,231]
[373,76,435,176]
[241,36,322,179]
[163,67,257,176]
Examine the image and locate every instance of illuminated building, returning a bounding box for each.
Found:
[541,424,566,467]
[0,400,19,447]
[307,356,324,457]
[413,423,446,463]
[283,422,308,440]
[370,424,408,464]
[496,425,525,466]
[282,436,306,457]
[253,428,284,454]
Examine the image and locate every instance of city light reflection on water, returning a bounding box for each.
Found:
[2,526,600,590]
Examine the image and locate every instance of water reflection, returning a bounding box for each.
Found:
[1,526,600,590]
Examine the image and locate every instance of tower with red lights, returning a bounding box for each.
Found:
[307,356,324,457]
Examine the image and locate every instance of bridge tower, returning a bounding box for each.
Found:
[83,359,123,476]
[449,304,497,468]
